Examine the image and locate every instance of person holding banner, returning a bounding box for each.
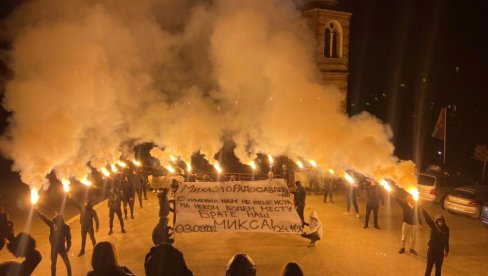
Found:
[293,181,307,226]
[301,211,323,247]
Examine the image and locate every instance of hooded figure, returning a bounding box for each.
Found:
[121,176,136,219]
[225,253,256,276]
[0,232,42,276]
[70,196,100,257]
[129,170,144,208]
[301,211,323,247]
[422,209,450,276]
[144,243,193,276]
[108,187,126,235]
[36,209,72,276]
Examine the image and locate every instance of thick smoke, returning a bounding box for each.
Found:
[0,0,416,191]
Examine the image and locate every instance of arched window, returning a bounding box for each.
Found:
[323,21,342,58]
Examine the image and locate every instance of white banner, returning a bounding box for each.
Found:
[174,179,303,233]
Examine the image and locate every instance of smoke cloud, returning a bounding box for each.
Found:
[0,0,416,191]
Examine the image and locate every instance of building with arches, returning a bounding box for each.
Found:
[301,0,351,100]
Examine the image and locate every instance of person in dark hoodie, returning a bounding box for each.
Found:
[422,209,449,276]
[87,241,134,276]
[121,175,136,220]
[395,192,422,255]
[293,181,307,226]
[145,243,193,276]
[69,195,100,257]
[108,186,126,235]
[129,169,144,208]
[364,179,384,229]
[0,232,42,276]
[36,208,72,276]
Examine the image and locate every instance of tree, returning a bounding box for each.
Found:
[473,144,488,185]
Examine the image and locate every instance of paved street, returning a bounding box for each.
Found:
[2,189,488,275]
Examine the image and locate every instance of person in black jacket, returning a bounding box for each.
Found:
[129,169,144,208]
[121,175,136,219]
[87,241,134,276]
[293,181,307,226]
[395,194,422,255]
[69,196,100,257]
[363,180,384,229]
[108,187,126,235]
[36,208,72,276]
[0,232,42,276]
[422,209,449,276]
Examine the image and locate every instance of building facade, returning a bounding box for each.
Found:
[301,0,351,97]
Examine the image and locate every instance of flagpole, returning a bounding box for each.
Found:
[443,107,447,165]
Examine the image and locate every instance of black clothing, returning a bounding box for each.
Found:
[109,209,124,231]
[122,180,136,218]
[323,178,334,202]
[395,198,422,225]
[364,205,379,227]
[129,174,144,208]
[72,200,99,230]
[365,184,384,207]
[294,185,306,207]
[87,266,134,276]
[37,211,72,276]
[0,249,42,276]
[422,210,449,276]
[108,190,125,231]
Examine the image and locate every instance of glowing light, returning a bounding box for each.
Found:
[61,179,71,193]
[117,161,127,168]
[409,188,419,201]
[30,189,39,205]
[166,165,176,174]
[328,169,335,175]
[249,161,257,171]
[344,173,355,184]
[214,163,223,174]
[296,160,304,169]
[101,168,111,177]
[309,160,317,167]
[268,155,274,166]
[132,160,142,167]
[170,155,177,162]
[110,164,118,173]
[186,163,192,173]
[379,179,392,192]
[80,178,92,187]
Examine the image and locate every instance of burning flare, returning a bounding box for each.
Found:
[132,160,142,167]
[328,169,335,175]
[117,161,127,168]
[249,161,257,171]
[186,162,192,173]
[214,162,223,174]
[166,165,176,174]
[61,179,71,192]
[379,179,392,192]
[408,187,420,201]
[110,164,118,173]
[296,160,304,169]
[30,189,39,205]
[309,160,317,168]
[80,177,92,187]
[101,168,111,177]
[344,173,355,184]
[170,155,177,162]
[267,155,274,166]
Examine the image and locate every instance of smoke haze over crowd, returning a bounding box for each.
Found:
[0,0,417,191]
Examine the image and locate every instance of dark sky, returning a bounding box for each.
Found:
[0,0,487,184]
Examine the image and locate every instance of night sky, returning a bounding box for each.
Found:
[0,0,487,189]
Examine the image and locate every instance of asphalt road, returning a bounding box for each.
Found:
[1,189,487,275]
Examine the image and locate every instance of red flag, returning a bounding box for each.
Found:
[432,107,446,140]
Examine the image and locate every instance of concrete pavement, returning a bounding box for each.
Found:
[1,189,488,275]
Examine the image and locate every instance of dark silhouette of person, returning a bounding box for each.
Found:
[293,181,307,226]
[364,180,384,229]
[281,261,304,276]
[144,243,193,276]
[87,241,134,276]
[0,232,42,276]
[121,175,136,219]
[70,196,99,257]
[129,170,144,208]
[225,253,256,276]
[36,208,72,276]
[108,187,126,235]
[0,207,14,251]
[422,209,450,276]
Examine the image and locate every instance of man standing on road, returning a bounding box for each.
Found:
[364,180,383,229]
[122,175,136,219]
[422,209,449,276]
[108,186,126,235]
[69,196,99,257]
[129,169,144,208]
[343,182,360,218]
[293,181,307,226]
[35,208,72,276]
[395,193,422,255]
[323,177,335,203]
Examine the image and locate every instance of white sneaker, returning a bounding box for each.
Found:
[356,213,361,219]
[342,211,351,215]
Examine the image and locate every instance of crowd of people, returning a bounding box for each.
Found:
[0,164,450,276]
